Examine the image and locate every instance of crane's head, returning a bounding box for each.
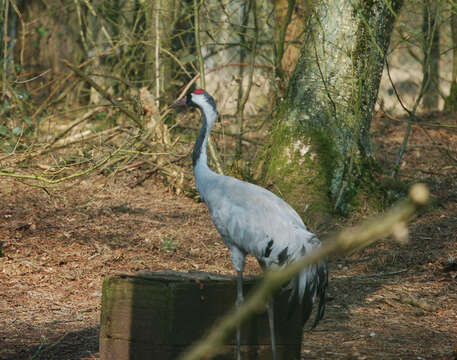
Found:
[174,89,218,119]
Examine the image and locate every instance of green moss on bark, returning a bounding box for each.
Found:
[260,119,337,226]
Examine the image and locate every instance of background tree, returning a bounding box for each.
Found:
[143,0,179,106]
[421,0,441,110]
[445,0,457,111]
[2,0,456,204]
[258,0,404,223]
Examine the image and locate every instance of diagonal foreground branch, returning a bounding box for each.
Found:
[179,184,429,360]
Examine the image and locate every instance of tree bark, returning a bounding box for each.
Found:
[144,0,178,105]
[421,0,440,110]
[445,3,457,112]
[258,0,403,222]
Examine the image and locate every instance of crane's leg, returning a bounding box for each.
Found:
[229,246,245,360]
[267,298,278,360]
[236,270,244,360]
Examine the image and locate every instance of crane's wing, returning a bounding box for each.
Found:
[202,174,315,264]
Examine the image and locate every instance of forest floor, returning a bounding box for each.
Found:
[1,111,457,360]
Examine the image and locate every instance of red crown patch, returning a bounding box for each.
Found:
[193,89,205,95]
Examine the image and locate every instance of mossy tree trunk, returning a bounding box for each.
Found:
[259,0,403,223]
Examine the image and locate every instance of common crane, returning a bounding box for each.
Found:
[176,89,328,360]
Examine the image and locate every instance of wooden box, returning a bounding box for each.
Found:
[100,271,303,359]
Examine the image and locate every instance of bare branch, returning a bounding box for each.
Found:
[63,59,143,128]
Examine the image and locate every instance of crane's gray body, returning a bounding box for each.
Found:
[185,89,327,354]
[197,163,317,269]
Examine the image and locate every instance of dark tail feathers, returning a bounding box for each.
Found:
[287,258,328,328]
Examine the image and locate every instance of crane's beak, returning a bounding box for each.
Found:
[172,97,187,108]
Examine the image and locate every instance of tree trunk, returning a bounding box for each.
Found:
[144,0,178,106]
[12,0,82,100]
[445,4,457,112]
[273,0,308,81]
[258,0,403,222]
[421,0,440,110]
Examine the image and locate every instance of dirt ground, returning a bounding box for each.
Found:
[1,112,456,360]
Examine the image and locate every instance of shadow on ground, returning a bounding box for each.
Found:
[2,327,99,360]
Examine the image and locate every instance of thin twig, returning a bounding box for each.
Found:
[274,0,296,78]
[81,0,115,50]
[385,59,427,178]
[131,153,189,187]
[0,131,127,184]
[34,127,121,157]
[2,0,10,100]
[155,0,161,109]
[46,107,105,149]
[234,0,251,158]
[176,63,273,102]
[160,47,192,78]
[63,59,143,128]
[14,69,51,84]
[180,125,262,146]
[194,0,205,90]
[30,45,120,120]
[395,295,438,312]
[9,0,25,67]
[235,0,258,160]
[74,0,89,54]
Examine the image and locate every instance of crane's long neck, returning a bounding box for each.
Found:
[192,111,209,168]
[192,106,217,193]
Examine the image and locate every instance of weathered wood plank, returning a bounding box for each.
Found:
[100,270,303,359]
